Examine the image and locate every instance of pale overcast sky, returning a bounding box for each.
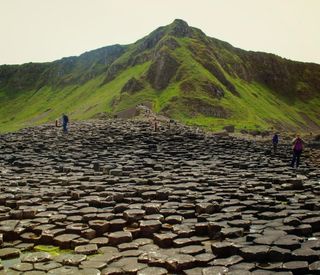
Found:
[0,0,319,65]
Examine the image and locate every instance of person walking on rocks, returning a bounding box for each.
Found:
[154,117,159,132]
[291,134,304,168]
[62,113,69,133]
[168,119,176,130]
[272,133,279,154]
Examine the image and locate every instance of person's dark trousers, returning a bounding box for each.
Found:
[291,150,302,168]
[63,123,68,133]
[273,143,277,154]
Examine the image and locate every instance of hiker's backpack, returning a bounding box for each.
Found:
[294,138,303,151]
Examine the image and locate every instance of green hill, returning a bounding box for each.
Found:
[1,19,320,133]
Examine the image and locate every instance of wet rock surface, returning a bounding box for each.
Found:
[0,119,320,274]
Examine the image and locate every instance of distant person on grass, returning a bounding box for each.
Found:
[62,113,69,133]
[272,133,279,154]
[291,134,304,168]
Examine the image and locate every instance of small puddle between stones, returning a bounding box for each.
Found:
[2,257,21,269]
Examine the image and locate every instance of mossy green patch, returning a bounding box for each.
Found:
[34,245,72,257]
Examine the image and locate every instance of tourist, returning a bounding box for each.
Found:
[291,134,304,168]
[154,118,159,132]
[168,119,175,129]
[62,113,69,133]
[272,133,279,154]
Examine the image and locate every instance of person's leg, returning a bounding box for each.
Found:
[296,151,301,167]
[291,151,297,167]
[63,123,67,133]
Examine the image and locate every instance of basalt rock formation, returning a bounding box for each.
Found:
[0,120,320,273]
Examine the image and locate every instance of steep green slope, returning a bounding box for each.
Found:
[0,62,149,132]
[1,19,320,133]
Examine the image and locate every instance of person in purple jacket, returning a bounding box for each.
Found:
[272,133,279,154]
[291,134,304,168]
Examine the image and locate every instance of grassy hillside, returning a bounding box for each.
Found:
[0,19,320,133]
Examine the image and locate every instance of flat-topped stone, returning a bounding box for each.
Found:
[0,248,20,259]
[21,252,52,263]
[10,262,33,272]
[54,234,80,248]
[108,231,132,246]
[34,261,62,272]
[54,253,87,266]
[137,266,168,275]
[74,244,98,255]
[165,254,196,272]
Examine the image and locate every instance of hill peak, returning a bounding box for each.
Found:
[167,18,193,37]
[171,18,189,27]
